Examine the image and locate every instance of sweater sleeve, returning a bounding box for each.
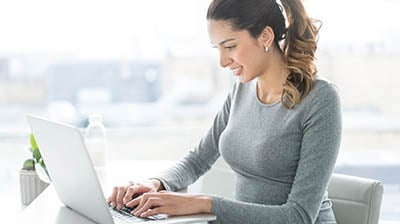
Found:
[211,83,342,224]
[153,83,236,191]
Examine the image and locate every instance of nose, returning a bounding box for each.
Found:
[219,52,232,68]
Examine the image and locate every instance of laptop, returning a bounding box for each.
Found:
[26,115,216,224]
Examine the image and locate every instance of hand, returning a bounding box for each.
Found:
[125,191,212,218]
[107,179,161,210]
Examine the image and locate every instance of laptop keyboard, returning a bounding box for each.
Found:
[109,205,168,223]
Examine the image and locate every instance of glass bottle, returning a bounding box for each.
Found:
[85,114,107,169]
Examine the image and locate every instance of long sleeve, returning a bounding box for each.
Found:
[154,84,236,191]
[212,81,342,224]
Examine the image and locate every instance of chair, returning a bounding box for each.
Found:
[327,173,384,224]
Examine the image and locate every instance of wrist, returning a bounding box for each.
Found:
[148,178,165,191]
[196,195,212,213]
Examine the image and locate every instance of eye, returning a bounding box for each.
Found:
[224,45,236,50]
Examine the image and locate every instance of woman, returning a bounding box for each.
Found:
[108,0,342,223]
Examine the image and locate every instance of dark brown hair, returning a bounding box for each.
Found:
[207,0,321,109]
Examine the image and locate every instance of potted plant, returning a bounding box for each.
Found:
[20,133,51,205]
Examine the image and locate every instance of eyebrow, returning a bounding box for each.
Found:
[219,38,236,45]
[210,38,236,46]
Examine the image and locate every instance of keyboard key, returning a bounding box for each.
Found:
[110,206,149,223]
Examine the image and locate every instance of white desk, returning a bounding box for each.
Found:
[19,185,96,224]
[18,160,215,224]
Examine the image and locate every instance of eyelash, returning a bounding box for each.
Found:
[211,45,236,50]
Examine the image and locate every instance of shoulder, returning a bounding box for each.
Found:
[313,76,339,94]
[297,76,341,123]
[305,76,341,105]
[300,76,342,134]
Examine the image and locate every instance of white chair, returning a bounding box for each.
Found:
[328,173,384,224]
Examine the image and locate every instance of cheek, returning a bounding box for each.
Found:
[233,48,253,66]
[241,47,267,70]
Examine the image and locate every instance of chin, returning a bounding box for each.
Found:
[238,75,254,84]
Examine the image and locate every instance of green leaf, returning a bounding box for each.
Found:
[34,160,51,183]
[30,133,38,150]
[39,158,45,168]
[22,159,35,170]
[39,159,51,181]
[32,148,42,162]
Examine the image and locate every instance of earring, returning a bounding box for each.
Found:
[265,46,269,53]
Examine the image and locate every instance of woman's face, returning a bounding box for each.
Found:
[207,19,269,83]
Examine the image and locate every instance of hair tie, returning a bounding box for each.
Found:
[276,0,288,28]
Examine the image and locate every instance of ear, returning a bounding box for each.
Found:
[258,26,275,48]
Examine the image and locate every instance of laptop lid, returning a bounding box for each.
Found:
[26,115,114,224]
[26,115,217,224]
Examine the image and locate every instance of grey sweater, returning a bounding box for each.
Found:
[155,77,342,224]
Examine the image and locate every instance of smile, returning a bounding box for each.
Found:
[231,67,242,76]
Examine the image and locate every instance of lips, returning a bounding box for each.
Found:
[231,66,243,76]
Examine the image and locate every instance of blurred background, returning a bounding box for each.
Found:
[0,0,399,222]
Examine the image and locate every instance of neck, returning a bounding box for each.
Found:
[256,53,289,104]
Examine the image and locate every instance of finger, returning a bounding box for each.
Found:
[108,186,118,206]
[135,184,153,194]
[123,187,137,204]
[141,207,163,218]
[125,195,141,208]
[134,197,162,217]
[116,186,127,209]
[131,193,151,214]
[125,184,153,205]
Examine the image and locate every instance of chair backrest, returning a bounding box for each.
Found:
[327,173,384,224]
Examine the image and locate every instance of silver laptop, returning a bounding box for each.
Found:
[26,115,216,224]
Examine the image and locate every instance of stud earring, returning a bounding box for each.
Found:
[265,46,269,53]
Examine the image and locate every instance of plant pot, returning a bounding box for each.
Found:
[19,169,49,205]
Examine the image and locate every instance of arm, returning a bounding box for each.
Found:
[111,84,236,211]
[109,89,233,210]
[211,83,342,224]
[152,83,236,192]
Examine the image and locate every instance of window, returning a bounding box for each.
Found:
[0,0,398,221]
[307,0,400,221]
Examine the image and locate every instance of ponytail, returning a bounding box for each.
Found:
[279,0,321,109]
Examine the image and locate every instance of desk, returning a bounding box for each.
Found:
[19,185,96,224]
[18,160,216,224]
